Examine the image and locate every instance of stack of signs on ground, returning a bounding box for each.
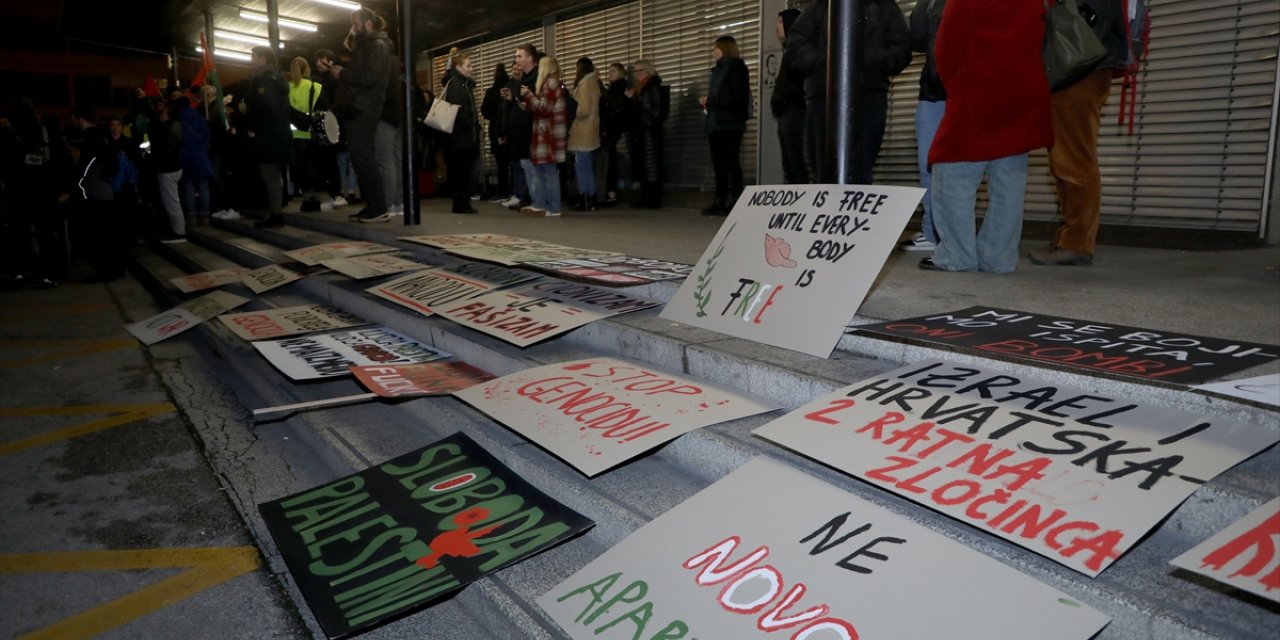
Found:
[539,457,1110,640]
[352,361,495,397]
[662,184,923,358]
[319,253,425,280]
[284,241,399,266]
[169,268,249,293]
[367,263,540,317]
[241,264,305,294]
[855,307,1280,385]
[218,305,368,341]
[447,240,618,267]
[401,233,527,249]
[1170,497,1280,603]
[253,326,451,381]
[126,290,251,345]
[753,360,1280,576]
[455,357,776,476]
[259,432,593,639]
[522,255,693,286]
[436,281,661,347]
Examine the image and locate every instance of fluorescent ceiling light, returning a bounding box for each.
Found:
[214,29,284,48]
[196,45,253,62]
[239,9,319,32]
[309,0,362,10]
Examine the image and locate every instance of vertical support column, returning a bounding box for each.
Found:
[825,0,862,184]
[400,0,420,225]
[171,47,180,90]
[204,11,216,57]
[266,0,282,55]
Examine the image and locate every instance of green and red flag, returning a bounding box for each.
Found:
[194,32,227,127]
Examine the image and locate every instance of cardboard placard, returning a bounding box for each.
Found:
[855,306,1280,385]
[217,304,369,341]
[367,263,540,318]
[454,357,776,476]
[169,268,249,293]
[284,241,399,266]
[435,281,661,347]
[661,185,924,358]
[1170,497,1280,603]
[753,360,1279,576]
[319,254,427,280]
[539,457,1111,640]
[352,361,495,398]
[241,264,305,294]
[401,233,527,249]
[126,290,251,345]
[447,241,618,267]
[522,255,693,286]
[253,326,452,381]
[260,432,593,639]
[1193,373,1280,408]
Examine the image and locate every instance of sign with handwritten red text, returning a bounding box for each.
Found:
[240,263,304,294]
[539,457,1110,640]
[352,361,494,398]
[217,304,368,341]
[401,233,528,249]
[447,241,618,267]
[855,307,1280,385]
[367,263,540,317]
[435,281,661,347]
[522,255,693,286]
[753,361,1279,576]
[253,326,451,381]
[319,253,425,280]
[169,268,249,293]
[1171,497,1280,602]
[260,432,593,639]
[283,241,399,266]
[126,290,251,345]
[455,358,775,476]
[661,185,923,358]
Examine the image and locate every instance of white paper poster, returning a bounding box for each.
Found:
[284,241,398,266]
[753,361,1279,576]
[401,233,527,249]
[319,254,426,280]
[241,264,305,294]
[1171,497,1280,602]
[435,281,661,347]
[252,326,452,380]
[661,185,923,357]
[455,357,776,476]
[539,457,1111,640]
[126,290,251,345]
[217,304,368,341]
[446,241,618,267]
[366,264,540,317]
[1194,373,1280,408]
[169,268,249,293]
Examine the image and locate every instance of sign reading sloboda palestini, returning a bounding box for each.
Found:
[260,432,593,639]
[435,281,661,347]
[455,358,776,476]
[352,361,495,398]
[241,263,305,294]
[283,241,399,266]
[1170,497,1280,603]
[169,268,249,293]
[661,184,923,358]
[217,304,368,341]
[753,360,1280,577]
[319,253,425,280]
[367,263,539,318]
[253,326,451,381]
[126,290,250,345]
[539,457,1111,640]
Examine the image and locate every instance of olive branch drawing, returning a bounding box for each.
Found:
[694,223,735,318]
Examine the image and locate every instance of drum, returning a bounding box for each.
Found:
[311,110,341,145]
[323,111,341,144]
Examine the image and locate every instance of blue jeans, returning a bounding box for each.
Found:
[915,100,945,243]
[573,150,596,196]
[529,162,561,213]
[931,153,1029,273]
[336,149,357,196]
[519,159,538,205]
[512,158,529,200]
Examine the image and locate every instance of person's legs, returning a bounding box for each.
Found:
[724,129,744,207]
[976,153,1029,273]
[537,162,561,213]
[511,159,529,203]
[495,145,511,196]
[574,151,595,197]
[804,97,826,183]
[376,121,403,208]
[157,170,184,235]
[344,115,385,214]
[709,131,730,203]
[778,109,807,184]
[859,91,889,184]
[914,100,946,243]
[929,160,986,272]
[1047,68,1111,255]
[520,159,541,209]
[258,163,283,218]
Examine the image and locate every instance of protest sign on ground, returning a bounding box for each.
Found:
[352,361,495,397]
[446,241,617,267]
[253,326,451,381]
[1193,373,1280,408]
[169,268,249,293]
[319,253,427,280]
[126,290,250,345]
[435,281,660,347]
[284,241,399,266]
[401,233,527,249]
[218,304,368,341]
[1171,497,1280,603]
[240,264,304,294]
[522,255,693,286]
[367,263,539,317]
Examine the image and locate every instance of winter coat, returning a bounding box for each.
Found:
[507,68,538,160]
[1081,0,1130,73]
[600,81,629,143]
[74,125,115,202]
[788,0,911,99]
[628,76,664,183]
[480,79,509,153]
[148,117,183,173]
[567,72,602,152]
[333,31,394,121]
[288,78,322,140]
[770,46,806,117]
[525,74,567,165]
[705,57,751,133]
[442,68,480,153]
[243,65,295,165]
[176,105,215,178]
[909,0,947,102]
[927,0,1052,166]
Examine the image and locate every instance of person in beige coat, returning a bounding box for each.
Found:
[568,57,602,211]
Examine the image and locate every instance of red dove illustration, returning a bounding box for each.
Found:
[764,234,798,268]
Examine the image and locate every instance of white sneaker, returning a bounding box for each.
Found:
[899,232,937,252]
[499,196,521,209]
[332,196,349,208]
[320,201,335,211]
[545,211,562,217]
[391,204,404,216]
[488,196,507,203]
[211,209,241,220]
[470,195,481,201]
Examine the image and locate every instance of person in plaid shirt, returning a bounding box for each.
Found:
[519,56,567,217]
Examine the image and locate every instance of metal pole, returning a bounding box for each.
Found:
[171,47,180,90]
[825,0,863,184]
[204,10,216,57]
[400,0,420,225]
[266,0,282,55]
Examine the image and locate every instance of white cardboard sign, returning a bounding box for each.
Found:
[252,326,452,380]
[661,185,923,358]
[539,457,1111,640]
[319,254,426,280]
[169,268,249,293]
[435,281,661,347]
[366,264,540,317]
[446,241,618,266]
[241,264,305,294]
[126,290,251,345]
[455,357,777,476]
[283,241,398,266]
[401,233,528,249]
[753,360,1279,576]
[1171,497,1280,602]
[217,304,369,341]
[1194,373,1280,408]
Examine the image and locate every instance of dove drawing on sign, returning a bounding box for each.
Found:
[764,234,798,268]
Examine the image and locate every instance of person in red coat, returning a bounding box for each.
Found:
[921,0,1053,273]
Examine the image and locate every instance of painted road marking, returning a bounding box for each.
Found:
[0,339,135,370]
[0,403,176,456]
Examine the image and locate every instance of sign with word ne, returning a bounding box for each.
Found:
[241,264,304,294]
[401,233,528,249]
[1171,497,1279,602]
[455,358,776,476]
[320,254,426,280]
[539,457,1110,640]
[855,307,1280,385]
[218,305,368,341]
[126,290,250,345]
[352,361,495,398]
[1194,373,1280,408]
[435,281,661,348]
[522,255,693,287]
[367,263,540,318]
[169,268,249,293]
[253,326,451,381]
[447,241,618,267]
[284,241,399,266]
[753,360,1279,576]
[661,185,923,358]
[260,432,593,639]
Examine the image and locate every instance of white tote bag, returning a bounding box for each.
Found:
[424,80,460,133]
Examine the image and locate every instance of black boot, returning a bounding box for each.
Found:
[570,195,587,212]
[584,195,597,211]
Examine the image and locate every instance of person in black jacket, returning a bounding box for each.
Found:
[499,44,539,210]
[480,63,511,202]
[597,63,630,206]
[626,60,665,209]
[770,9,807,184]
[442,48,481,214]
[241,46,295,229]
[699,36,751,215]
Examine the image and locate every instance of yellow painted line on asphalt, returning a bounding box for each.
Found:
[0,546,262,640]
[0,339,136,370]
[0,403,176,456]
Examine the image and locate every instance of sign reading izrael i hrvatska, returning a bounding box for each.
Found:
[661,185,923,358]
[753,361,1279,577]
[252,326,451,381]
[259,432,594,639]
[435,281,661,347]
[854,306,1280,385]
[539,458,1111,640]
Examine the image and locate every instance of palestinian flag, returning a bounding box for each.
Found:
[194,32,227,128]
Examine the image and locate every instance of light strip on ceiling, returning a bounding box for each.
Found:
[213,29,284,49]
[195,46,253,62]
[239,9,319,32]
[309,0,362,10]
